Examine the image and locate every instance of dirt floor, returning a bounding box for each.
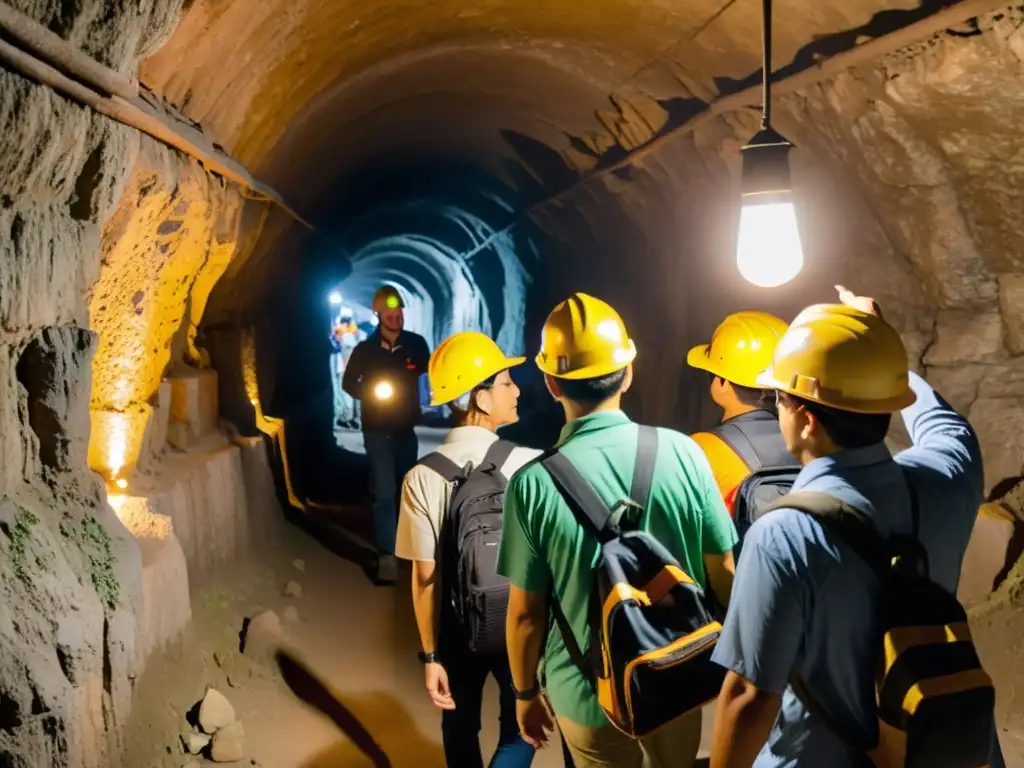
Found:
[122,497,1024,768]
[122,513,590,768]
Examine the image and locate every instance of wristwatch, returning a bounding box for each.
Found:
[512,680,540,701]
[417,651,438,664]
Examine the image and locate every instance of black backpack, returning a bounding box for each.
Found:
[709,411,800,557]
[417,439,516,655]
[765,487,995,768]
[542,425,726,738]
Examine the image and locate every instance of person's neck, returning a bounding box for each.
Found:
[796,441,844,466]
[464,414,498,433]
[379,327,400,345]
[720,402,759,422]
[562,395,621,424]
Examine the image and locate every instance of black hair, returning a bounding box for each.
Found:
[448,373,498,427]
[557,368,628,406]
[790,394,892,450]
[709,374,777,416]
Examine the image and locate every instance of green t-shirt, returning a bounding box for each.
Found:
[496,409,738,728]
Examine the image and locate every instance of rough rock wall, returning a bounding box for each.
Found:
[87,136,269,479]
[528,12,1024,495]
[0,1,219,764]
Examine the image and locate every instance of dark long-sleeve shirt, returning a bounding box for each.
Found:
[342,329,431,433]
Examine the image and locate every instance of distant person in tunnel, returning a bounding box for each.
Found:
[396,330,540,768]
[710,286,993,768]
[498,293,737,768]
[342,284,431,584]
[686,312,795,552]
[332,306,365,429]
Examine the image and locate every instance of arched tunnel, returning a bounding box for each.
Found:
[3,0,1024,764]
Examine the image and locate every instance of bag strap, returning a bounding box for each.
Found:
[539,445,598,684]
[764,491,890,579]
[481,439,516,473]
[548,591,596,687]
[539,447,610,684]
[712,421,763,472]
[629,425,659,510]
[541,452,616,542]
[540,427,662,689]
[417,452,464,483]
[902,467,920,539]
[769,490,885,763]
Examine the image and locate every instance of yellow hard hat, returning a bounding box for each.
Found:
[429,331,526,406]
[536,293,637,380]
[687,311,789,389]
[373,285,404,313]
[757,303,917,414]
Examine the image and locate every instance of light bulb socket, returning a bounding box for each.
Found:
[740,125,795,205]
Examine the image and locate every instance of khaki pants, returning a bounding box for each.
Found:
[558,709,702,768]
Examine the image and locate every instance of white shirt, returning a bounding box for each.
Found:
[395,426,541,562]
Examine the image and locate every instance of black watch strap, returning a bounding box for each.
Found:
[417,651,438,664]
[513,680,541,701]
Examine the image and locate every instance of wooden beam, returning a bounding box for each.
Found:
[0,1,312,230]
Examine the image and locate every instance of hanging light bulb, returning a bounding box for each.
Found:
[736,0,805,288]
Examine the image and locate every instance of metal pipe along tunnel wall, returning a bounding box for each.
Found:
[3,0,1024,764]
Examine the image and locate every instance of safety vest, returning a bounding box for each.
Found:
[691,410,791,515]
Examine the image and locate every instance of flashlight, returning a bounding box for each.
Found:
[374,381,394,400]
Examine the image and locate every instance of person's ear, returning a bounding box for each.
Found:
[474,388,494,416]
[800,408,817,442]
[544,374,561,401]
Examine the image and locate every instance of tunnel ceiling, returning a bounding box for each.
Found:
[139,0,939,209]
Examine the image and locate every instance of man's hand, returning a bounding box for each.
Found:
[516,696,555,748]
[425,663,455,710]
[835,285,882,318]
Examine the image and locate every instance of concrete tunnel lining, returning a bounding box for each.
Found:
[5,0,1024,764]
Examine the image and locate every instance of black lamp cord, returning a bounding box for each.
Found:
[761,0,772,130]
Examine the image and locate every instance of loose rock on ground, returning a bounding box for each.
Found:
[182,688,246,763]
[242,610,284,667]
[211,720,246,762]
[198,688,236,734]
[181,731,211,755]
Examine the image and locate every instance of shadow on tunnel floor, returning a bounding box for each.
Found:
[277,649,446,767]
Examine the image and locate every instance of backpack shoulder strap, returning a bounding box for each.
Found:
[629,425,659,510]
[765,491,889,578]
[540,451,616,541]
[540,446,621,687]
[548,591,596,688]
[417,452,464,483]
[774,491,890,763]
[482,439,516,473]
[900,467,921,538]
[711,421,763,471]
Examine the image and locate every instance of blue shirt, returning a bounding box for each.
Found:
[711,372,983,766]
